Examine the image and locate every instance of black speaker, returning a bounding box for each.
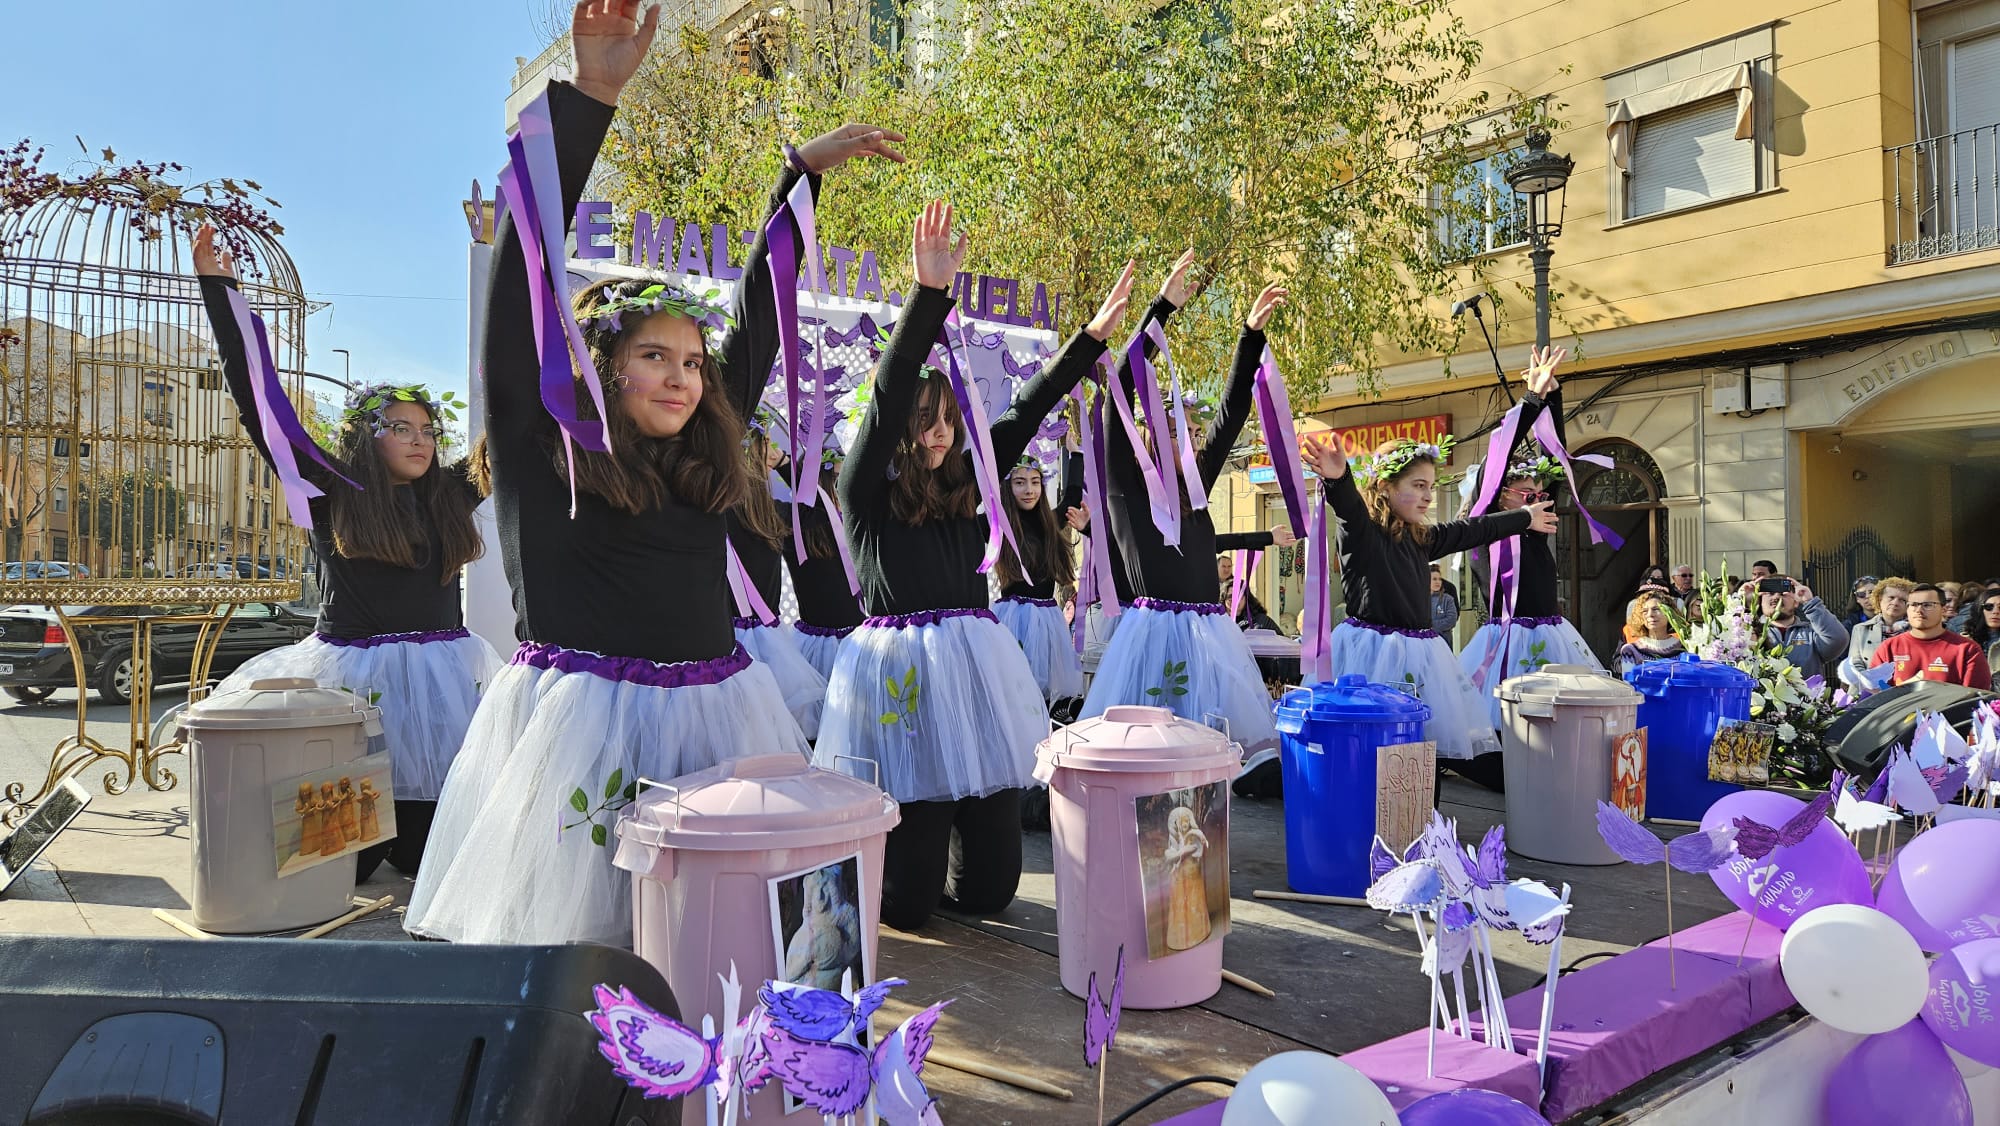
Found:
[1824,680,2000,779]
[0,935,683,1125]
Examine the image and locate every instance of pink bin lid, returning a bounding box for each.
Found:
[1035,705,1239,776]
[616,753,900,853]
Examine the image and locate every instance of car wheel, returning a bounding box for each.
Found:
[5,685,55,705]
[96,648,139,705]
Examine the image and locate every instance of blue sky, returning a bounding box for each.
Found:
[6,1,559,403]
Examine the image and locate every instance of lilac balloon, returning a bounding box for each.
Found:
[1700,790,1871,931]
[1921,938,2000,1068]
[1822,1019,1974,1126]
[1398,1089,1551,1125]
[1877,820,2000,953]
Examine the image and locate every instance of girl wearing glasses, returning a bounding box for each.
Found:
[194,225,500,883]
[1459,346,1607,731]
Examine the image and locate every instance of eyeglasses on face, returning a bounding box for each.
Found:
[381,421,445,444]
[1983,601,2000,614]
[1908,600,1943,611]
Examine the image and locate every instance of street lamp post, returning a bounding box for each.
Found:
[1504,128,1574,351]
[330,348,352,386]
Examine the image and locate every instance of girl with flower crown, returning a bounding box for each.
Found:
[725,416,828,737]
[192,224,500,882]
[405,0,905,946]
[1457,346,1606,729]
[1080,259,1293,766]
[812,200,1137,930]
[993,448,1086,709]
[1302,427,1557,763]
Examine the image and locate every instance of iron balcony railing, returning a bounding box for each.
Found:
[1889,122,2000,264]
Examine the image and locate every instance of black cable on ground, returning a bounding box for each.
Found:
[1105,1075,1240,1126]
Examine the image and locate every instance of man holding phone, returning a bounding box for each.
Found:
[1740,575,1849,681]
[1870,583,1993,689]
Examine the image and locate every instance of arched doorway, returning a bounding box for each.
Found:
[1555,440,1670,664]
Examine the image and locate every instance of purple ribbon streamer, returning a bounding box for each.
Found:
[220,287,359,528]
[1301,479,1334,684]
[725,540,776,625]
[1531,410,1624,550]
[941,309,1020,573]
[1082,376,1122,619]
[819,483,863,600]
[1229,549,1260,619]
[1100,352,1179,546]
[1121,326,1185,545]
[1145,322,1207,511]
[1252,346,1309,537]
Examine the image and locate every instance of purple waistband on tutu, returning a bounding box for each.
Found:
[317,627,471,649]
[1343,617,1440,640]
[1130,597,1227,616]
[863,607,998,629]
[793,621,855,638]
[732,616,774,631]
[510,641,751,688]
[1494,614,1567,628]
[999,596,1061,609]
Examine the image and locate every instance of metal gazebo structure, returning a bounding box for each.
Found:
[0,181,311,824]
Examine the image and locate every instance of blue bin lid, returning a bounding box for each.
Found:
[1624,653,1757,695]
[1276,673,1434,724]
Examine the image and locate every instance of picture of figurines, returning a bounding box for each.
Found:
[270,752,397,877]
[1708,718,1776,785]
[1611,728,1648,820]
[1135,780,1230,960]
[770,855,866,992]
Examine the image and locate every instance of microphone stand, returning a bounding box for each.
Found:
[1468,302,1516,405]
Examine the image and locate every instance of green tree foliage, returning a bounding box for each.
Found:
[78,468,184,552]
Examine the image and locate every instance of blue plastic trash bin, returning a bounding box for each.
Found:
[1273,674,1433,896]
[1625,655,1756,822]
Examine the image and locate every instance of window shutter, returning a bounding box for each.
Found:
[1950,29,2000,132]
[1626,95,1756,219]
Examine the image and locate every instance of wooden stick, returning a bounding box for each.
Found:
[1735,911,1757,967]
[153,908,214,940]
[298,894,394,940]
[926,1049,1074,1100]
[1221,969,1275,998]
[1665,866,1677,991]
[1253,889,1369,907]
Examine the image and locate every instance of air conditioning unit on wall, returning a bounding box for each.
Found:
[1710,364,1788,414]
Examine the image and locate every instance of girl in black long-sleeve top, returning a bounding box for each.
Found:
[407,2,904,946]
[992,450,1085,706]
[1459,347,1606,728]
[726,427,827,738]
[192,225,501,882]
[1080,272,1293,761]
[813,202,1134,930]
[780,453,867,679]
[1302,424,1557,763]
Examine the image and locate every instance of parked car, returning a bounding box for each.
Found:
[1,562,91,580]
[0,602,314,705]
[172,563,241,580]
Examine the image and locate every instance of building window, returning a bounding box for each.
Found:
[1905,2,2000,257]
[262,501,271,530]
[870,0,903,56]
[198,366,223,391]
[1605,27,1774,224]
[1433,146,1529,260]
[51,534,67,560]
[51,486,66,513]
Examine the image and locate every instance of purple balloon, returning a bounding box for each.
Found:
[1399,1089,1551,1125]
[1823,1019,1974,1126]
[1701,790,1871,931]
[1921,938,2000,1068]
[1876,820,2000,954]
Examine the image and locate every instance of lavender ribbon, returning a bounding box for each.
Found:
[817,484,863,599]
[765,177,831,566]
[1252,346,1309,536]
[1079,380,1121,620]
[1468,404,1528,629]
[511,640,751,688]
[219,287,358,528]
[725,540,776,625]
[940,309,1020,573]
[1100,352,1179,546]
[317,627,469,649]
[1302,480,1334,683]
[1145,322,1206,511]
[1531,410,1623,550]
[1229,549,1260,619]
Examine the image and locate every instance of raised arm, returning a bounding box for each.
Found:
[838,286,953,512]
[989,261,1131,468]
[1105,251,1197,486]
[1058,448,1084,516]
[1199,283,1287,489]
[1304,433,1372,536]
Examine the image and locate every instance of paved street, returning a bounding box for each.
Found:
[0,684,192,813]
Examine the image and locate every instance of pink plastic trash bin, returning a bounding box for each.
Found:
[1035,705,1240,1010]
[613,754,900,1125]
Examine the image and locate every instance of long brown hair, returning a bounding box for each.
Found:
[1361,439,1438,546]
[889,375,980,525]
[735,429,788,549]
[327,400,483,580]
[996,465,1075,592]
[553,279,752,516]
[797,463,845,561]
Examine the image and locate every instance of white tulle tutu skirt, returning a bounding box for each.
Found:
[792,621,853,683]
[1079,599,1277,755]
[1458,615,1606,729]
[1083,602,1124,664]
[812,608,1046,804]
[405,642,808,946]
[734,617,826,740]
[993,596,1085,704]
[1325,618,1499,760]
[215,627,503,801]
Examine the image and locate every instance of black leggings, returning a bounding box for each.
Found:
[880,788,1024,931]
[354,800,437,885]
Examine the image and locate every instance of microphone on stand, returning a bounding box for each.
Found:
[1452,292,1515,405]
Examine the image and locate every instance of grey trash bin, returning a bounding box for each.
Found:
[183,677,378,933]
[1497,664,1642,866]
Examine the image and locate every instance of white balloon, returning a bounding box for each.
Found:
[1948,1044,1994,1079]
[1221,1051,1400,1126]
[1778,904,1929,1034]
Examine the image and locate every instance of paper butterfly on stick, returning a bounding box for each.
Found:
[588,984,720,1100]
[1002,349,1045,380]
[1595,801,1738,989]
[1829,769,1901,834]
[1731,789,1833,860]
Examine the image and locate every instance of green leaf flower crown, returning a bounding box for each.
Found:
[1353,436,1456,485]
[341,383,463,442]
[583,281,735,341]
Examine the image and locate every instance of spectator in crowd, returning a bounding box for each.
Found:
[1872,583,1993,689]
[1430,565,1459,640]
[1750,559,1780,580]
[1237,591,1282,634]
[1743,576,1847,680]
[1940,582,1965,628]
[1671,565,1702,624]
[1843,576,1878,629]
[1949,579,1992,633]
[1843,576,1912,688]
[1961,586,2000,676]
[1616,593,1685,677]
[1624,568,1678,641]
